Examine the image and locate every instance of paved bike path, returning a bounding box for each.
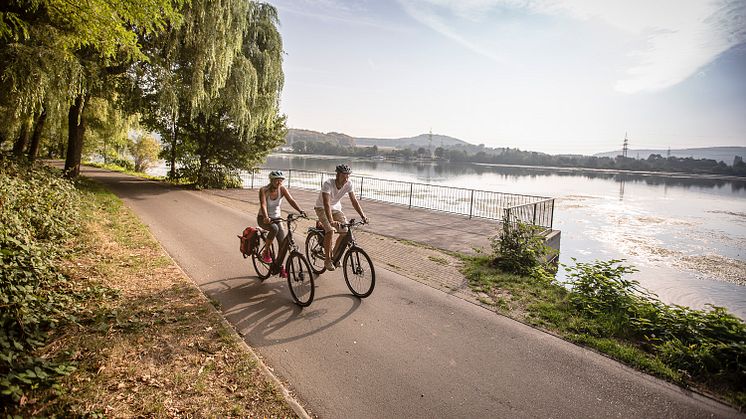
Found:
[82,167,740,418]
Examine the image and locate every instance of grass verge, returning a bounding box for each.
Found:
[464,256,745,410]
[7,176,296,417]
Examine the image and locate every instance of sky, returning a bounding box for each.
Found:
[265,0,746,155]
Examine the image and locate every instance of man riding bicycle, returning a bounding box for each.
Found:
[314,164,368,271]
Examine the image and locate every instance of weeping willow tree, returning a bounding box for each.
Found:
[134,0,286,187]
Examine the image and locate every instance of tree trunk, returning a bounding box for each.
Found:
[27,108,47,162]
[64,95,86,178]
[169,121,177,179]
[12,119,30,158]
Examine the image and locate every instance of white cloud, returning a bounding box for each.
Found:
[397,0,746,93]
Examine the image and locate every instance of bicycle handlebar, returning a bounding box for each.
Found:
[342,218,368,228]
[271,212,308,223]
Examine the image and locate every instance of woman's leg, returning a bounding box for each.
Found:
[257,216,279,256]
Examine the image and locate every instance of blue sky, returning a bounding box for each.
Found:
[265,0,746,155]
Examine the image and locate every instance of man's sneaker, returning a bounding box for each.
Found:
[325,260,335,271]
[280,267,288,278]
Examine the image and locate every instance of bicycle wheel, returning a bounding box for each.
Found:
[286,252,315,307]
[305,230,326,275]
[343,247,375,298]
[251,234,274,280]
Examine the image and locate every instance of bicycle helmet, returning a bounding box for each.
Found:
[268,170,285,180]
[335,164,352,174]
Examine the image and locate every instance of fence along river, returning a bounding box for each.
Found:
[242,168,556,232]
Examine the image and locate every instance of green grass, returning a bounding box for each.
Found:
[463,256,746,409]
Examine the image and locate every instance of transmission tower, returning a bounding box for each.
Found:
[428,128,433,156]
[622,132,629,158]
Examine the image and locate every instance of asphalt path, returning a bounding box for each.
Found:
[83,166,740,418]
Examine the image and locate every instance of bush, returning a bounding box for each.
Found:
[564,259,746,392]
[491,221,554,276]
[0,158,82,402]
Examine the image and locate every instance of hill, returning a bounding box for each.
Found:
[285,129,471,150]
[354,133,471,149]
[594,147,746,165]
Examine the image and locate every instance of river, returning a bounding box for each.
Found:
[152,154,746,319]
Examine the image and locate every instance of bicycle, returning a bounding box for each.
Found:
[252,213,315,307]
[305,219,375,298]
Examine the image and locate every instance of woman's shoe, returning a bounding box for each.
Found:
[261,250,272,263]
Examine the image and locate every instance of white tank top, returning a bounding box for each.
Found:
[265,187,284,218]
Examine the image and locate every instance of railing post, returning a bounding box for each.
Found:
[360,177,364,198]
[409,183,413,209]
[287,169,291,189]
[320,172,324,188]
[533,203,537,225]
[251,171,254,189]
[469,190,475,219]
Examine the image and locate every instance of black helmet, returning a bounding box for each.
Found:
[335,164,352,174]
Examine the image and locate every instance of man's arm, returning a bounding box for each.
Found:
[348,192,368,223]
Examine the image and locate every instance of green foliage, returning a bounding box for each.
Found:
[129,133,161,173]
[491,220,554,276]
[564,259,746,397]
[465,255,746,406]
[0,158,82,402]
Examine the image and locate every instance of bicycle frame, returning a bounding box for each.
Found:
[266,215,302,274]
[310,219,361,265]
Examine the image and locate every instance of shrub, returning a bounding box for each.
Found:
[564,259,746,393]
[491,220,554,276]
[0,159,82,402]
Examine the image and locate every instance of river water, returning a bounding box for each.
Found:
[152,154,746,318]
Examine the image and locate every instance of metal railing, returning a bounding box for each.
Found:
[243,168,555,231]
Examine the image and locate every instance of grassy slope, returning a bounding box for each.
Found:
[10,178,296,417]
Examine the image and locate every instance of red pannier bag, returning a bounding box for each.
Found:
[238,226,258,258]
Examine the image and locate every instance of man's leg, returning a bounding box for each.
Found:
[315,207,337,271]
[330,210,348,266]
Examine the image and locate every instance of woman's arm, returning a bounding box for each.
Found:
[258,187,270,223]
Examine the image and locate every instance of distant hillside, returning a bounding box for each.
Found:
[594,147,746,165]
[285,129,472,150]
[354,133,471,149]
[286,129,355,147]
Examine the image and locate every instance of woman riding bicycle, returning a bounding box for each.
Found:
[258,171,306,271]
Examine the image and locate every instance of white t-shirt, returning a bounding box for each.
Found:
[315,178,353,211]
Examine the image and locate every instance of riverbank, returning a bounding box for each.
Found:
[275,152,746,182]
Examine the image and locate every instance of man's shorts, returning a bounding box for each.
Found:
[314,207,347,233]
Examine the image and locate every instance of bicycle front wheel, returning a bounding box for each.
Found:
[287,252,315,307]
[251,234,274,280]
[305,230,326,275]
[343,247,375,298]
